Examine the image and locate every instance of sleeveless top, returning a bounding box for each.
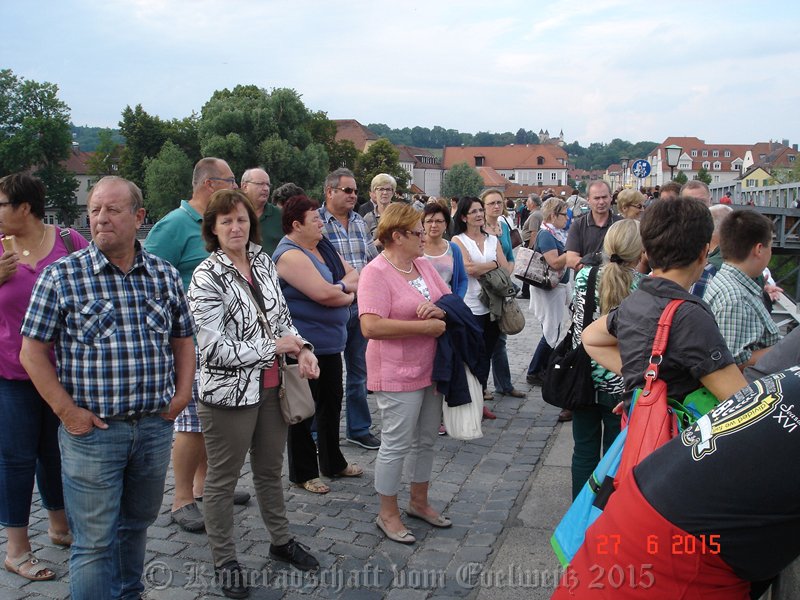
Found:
[455,232,498,316]
[423,243,455,287]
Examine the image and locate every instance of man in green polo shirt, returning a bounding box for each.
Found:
[241,167,282,255]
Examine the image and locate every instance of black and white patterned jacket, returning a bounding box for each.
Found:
[188,243,308,408]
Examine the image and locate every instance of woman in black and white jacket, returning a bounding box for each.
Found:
[188,189,320,598]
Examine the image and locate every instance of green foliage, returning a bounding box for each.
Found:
[673,170,688,185]
[442,162,483,198]
[0,69,77,223]
[568,139,658,171]
[367,123,539,149]
[353,139,409,204]
[70,125,124,151]
[772,161,800,184]
[696,166,712,185]
[198,86,329,191]
[86,129,123,178]
[142,141,193,220]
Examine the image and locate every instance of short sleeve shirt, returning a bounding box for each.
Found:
[606,277,734,402]
[534,229,569,284]
[565,212,622,258]
[259,203,284,256]
[144,200,207,292]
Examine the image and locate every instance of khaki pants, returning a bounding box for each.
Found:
[198,387,289,567]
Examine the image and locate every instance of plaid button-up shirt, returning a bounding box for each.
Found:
[21,242,196,418]
[318,206,378,271]
[703,263,781,365]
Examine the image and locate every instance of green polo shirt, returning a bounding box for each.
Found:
[144,200,208,292]
[260,203,283,256]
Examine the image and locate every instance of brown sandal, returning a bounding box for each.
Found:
[335,463,364,477]
[48,529,73,547]
[4,551,57,581]
[296,478,330,494]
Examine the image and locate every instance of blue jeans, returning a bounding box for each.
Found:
[491,334,514,393]
[527,335,553,377]
[0,378,64,526]
[59,415,172,600]
[344,304,371,438]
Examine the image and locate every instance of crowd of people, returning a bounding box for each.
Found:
[1,163,798,599]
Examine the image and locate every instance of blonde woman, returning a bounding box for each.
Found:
[616,189,645,220]
[569,220,644,497]
[362,173,396,247]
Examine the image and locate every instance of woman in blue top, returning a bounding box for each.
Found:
[273,195,362,494]
[526,198,570,420]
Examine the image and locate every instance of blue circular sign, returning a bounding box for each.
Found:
[631,159,651,179]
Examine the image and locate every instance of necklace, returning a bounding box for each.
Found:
[381,251,414,274]
[21,225,48,257]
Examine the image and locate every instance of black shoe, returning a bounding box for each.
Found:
[526,373,545,386]
[216,561,249,598]
[171,502,205,532]
[269,539,319,571]
[346,433,381,450]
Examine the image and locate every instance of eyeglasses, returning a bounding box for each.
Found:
[555,211,567,217]
[467,208,485,215]
[405,230,425,238]
[484,201,503,207]
[332,186,357,195]
[208,177,237,185]
[631,204,644,209]
[424,219,446,225]
[245,181,271,188]
[374,187,394,193]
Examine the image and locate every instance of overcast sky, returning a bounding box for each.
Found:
[3,0,799,146]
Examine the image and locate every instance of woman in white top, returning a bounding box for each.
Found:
[451,197,511,420]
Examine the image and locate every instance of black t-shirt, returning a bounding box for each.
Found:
[635,368,800,582]
[565,211,622,259]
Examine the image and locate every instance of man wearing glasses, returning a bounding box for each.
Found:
[145,157,251,533]
[319,168,381,450]
[240,167,282,255]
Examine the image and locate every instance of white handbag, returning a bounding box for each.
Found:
[442,363,484,440]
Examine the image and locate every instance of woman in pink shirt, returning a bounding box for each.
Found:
[359,203,451,545]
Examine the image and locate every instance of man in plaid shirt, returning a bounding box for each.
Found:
[20,176,196,600]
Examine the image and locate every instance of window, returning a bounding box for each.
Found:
[712,150,719,157]
[732,163,741,171]
[724,150,731,157]
[702,161,711,170]
[713,161,721,170]
[747,179,756,187]
[537,156,545,165]
[713,175,720,182]
[551,172,558,181]
[702,150,708,157]
[790,155,796,163]
[691,150,698,157]
[537,172,543,181]
[763,179,770,186]
[475,156,485,166]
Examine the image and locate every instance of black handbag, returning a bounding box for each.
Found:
[542,267,599,410]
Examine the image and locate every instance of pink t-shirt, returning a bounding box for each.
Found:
[1,228,89,380]
[358,255,451,392]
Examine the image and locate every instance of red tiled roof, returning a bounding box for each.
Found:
[333,119,378,152]
[654,137,749,172]
[443,144,568,170]
[396,145,442,170]
[62,148,93,175]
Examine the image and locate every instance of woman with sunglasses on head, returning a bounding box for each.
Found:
[359,203,451,545]
[451,197,512,420]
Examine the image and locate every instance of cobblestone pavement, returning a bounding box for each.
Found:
[1,299,568,599]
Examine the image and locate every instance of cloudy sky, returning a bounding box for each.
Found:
[3,0,799,146]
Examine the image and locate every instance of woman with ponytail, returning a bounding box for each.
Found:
[568,219,644,498]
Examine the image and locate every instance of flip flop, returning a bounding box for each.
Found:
[4,551,57,581]
[335,463,363,477]
[295,478,330,494]
[406,508,452,528]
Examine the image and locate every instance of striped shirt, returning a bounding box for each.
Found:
[318,206,378,271]
[21,242,196,418]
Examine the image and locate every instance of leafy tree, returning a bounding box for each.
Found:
[696,166,712,185]
[328,139,359,171]
[0,69,78,223]
[353,138,409,204]
[70,124,124,152]
[515,128,528,144]
[86,129,123,178]
[673,170,688,185]
[442,162,483,197]
[142,141,193,220]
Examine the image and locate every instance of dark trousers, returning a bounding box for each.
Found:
[570,391,621,499]
[478,314,502,389]
[527,335,553,377]
[287,353,347,482]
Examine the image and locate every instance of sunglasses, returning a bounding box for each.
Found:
[405,230,425,238]
[332,186,358,195]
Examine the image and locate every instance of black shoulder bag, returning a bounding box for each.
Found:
[542,266,599,410]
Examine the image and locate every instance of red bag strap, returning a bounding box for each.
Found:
[641,299,684,396]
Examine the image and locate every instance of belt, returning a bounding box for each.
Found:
[105,411,161,422]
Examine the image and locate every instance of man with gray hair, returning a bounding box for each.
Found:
[145,157,251,533]
[319,168,381,450]
[690,203,732,298]
[20,176,196,599]
[240,167,282,254]
[681,180,712,206]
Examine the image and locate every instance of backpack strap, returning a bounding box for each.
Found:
[59,228,75,254]
[642,299,684,395]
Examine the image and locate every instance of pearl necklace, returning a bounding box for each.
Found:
[21,225,48,257]
[381,251,414,274]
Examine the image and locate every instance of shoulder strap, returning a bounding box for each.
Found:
[581,266,599,331]
[643,299,685,392]
[60,228,75,254]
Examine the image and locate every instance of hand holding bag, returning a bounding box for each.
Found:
[512,231,563,289]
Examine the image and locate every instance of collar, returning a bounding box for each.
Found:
[718,263,763,296]
[586,211,615,228]
[180,200,203,222]
[639,276,706,304]
[210,242,264,270]
[320,205,355,224]
[88,240,151,276]
[259,203,279,220]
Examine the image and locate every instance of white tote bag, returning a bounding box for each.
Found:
[442,363,484,440]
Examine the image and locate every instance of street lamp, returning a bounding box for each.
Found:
[664,144,682,181]
[620,156,629,188]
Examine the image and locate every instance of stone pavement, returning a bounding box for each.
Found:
[1,298,573,600]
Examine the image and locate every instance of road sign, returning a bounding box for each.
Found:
[631,159,651,179]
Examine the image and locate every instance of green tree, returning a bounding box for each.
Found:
[673,170,688,185]
[328,139,359,171]
[86,129,123,178]
[353,138,409,204]
[142,141,193,220]
[0,69,78,223]
[441,162,483,197]
[696,166,712,185]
